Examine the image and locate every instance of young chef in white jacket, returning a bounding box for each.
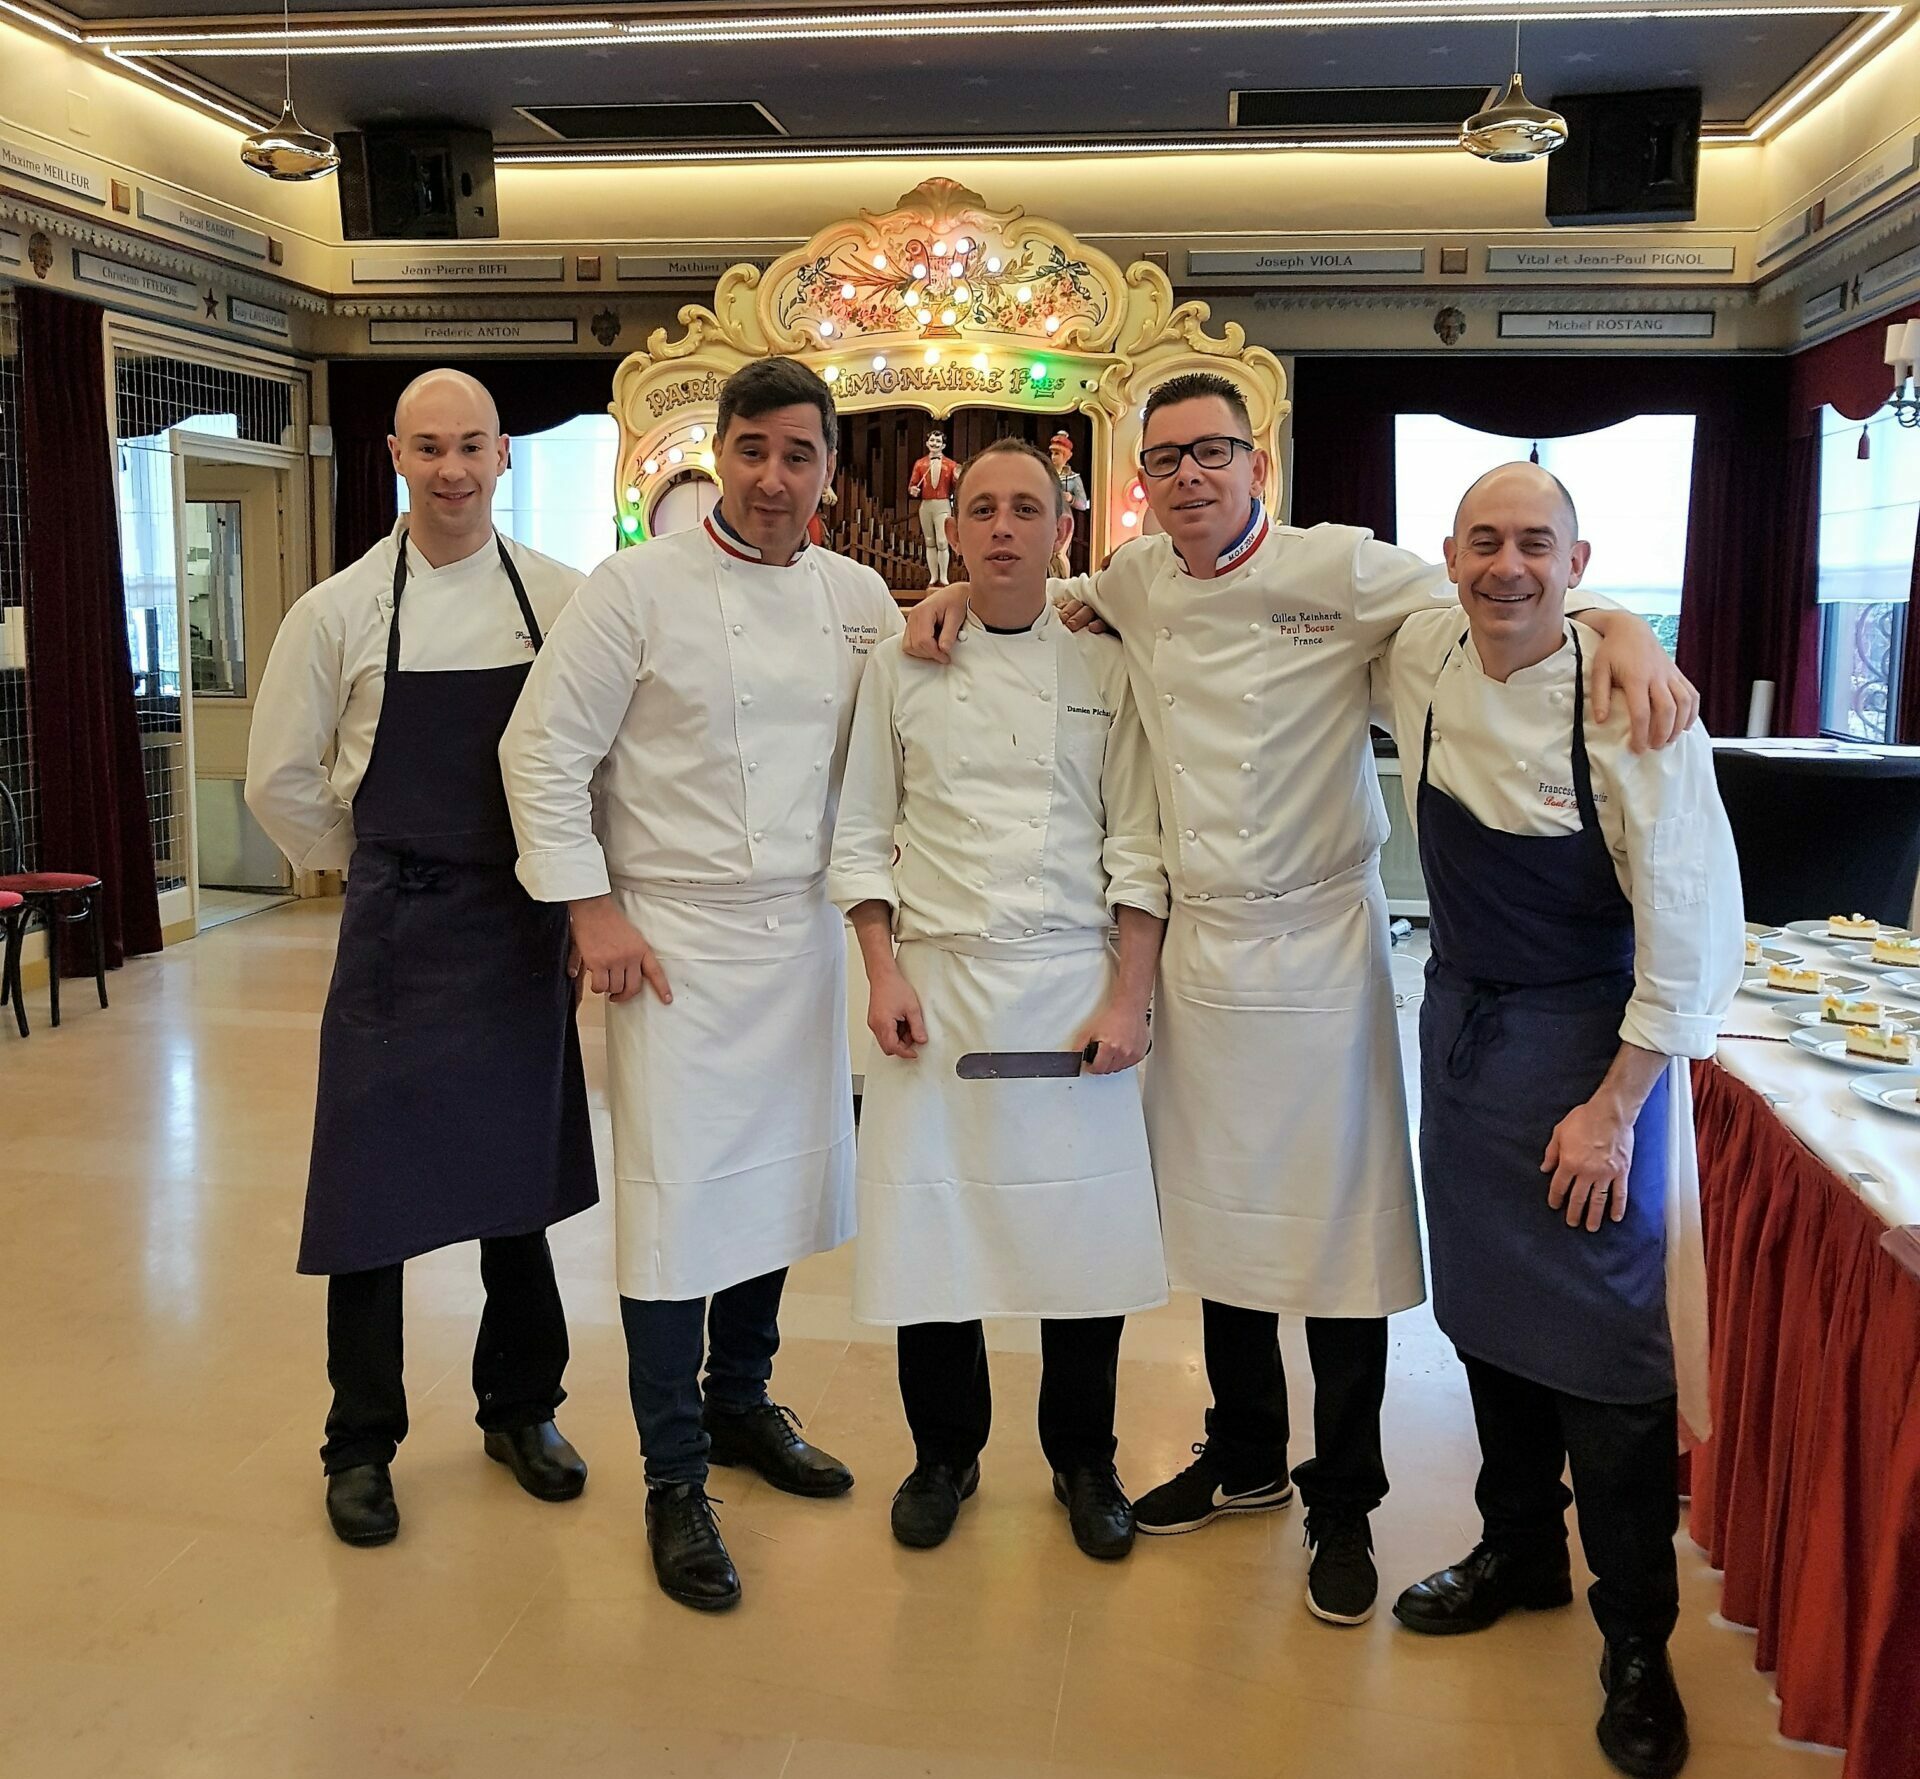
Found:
[830,439,1169,1561]
[1373,463,1740,1779]
[500,357,902,1613]
[907,371,1700,1626]
[246,369,597,1549]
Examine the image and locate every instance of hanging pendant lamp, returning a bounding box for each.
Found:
[1461,23,1567,163]
[240,0,339,181]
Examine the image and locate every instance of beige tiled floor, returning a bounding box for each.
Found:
[0,901,1840,1779]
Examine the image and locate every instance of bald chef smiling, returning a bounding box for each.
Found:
[907,370,1701,1628]
[501,357,903,1614]
[247,369,597,1551]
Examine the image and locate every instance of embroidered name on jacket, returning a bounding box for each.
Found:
[842,621,880,655]
[1538,777,1610,811]
[1067,704,1113,719]
[1269,608,1343,646]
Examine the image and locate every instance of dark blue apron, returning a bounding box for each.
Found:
[297,534,598,1275]
[1415,627,1673,1404]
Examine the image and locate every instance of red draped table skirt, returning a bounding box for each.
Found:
[1687,1059,1920,1779]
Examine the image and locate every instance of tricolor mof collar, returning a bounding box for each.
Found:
[705,505,809,566]
[1174,500,1269,576]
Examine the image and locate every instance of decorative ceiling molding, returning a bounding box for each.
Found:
[0,191,328,307]
[1244,286,1755,312]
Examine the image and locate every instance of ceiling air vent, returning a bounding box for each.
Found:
[518,102,786,142]
[1230,88,1494,130]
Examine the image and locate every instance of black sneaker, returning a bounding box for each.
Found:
[1132,1441,1294,1535]
[645,1482,741,1612]
[1304,1509,1377,1625]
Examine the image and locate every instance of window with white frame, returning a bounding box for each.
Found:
[1395,414,1698,655]
[1816,405,1918,742]
[397,411,620,576]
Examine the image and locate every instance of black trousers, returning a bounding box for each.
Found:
[1200,1299,1390,1513]
[897,1316,1124,1474]
[320,1230,571,1474]
[1462,1351,1681,1644]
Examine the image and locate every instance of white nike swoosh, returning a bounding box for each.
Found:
[1211,1482,1272,1507]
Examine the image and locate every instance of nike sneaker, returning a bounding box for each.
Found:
[1132,1440,1294,1535]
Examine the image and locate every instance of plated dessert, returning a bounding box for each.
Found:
[1871,935,1920,967]
[1845,1023,1915,1064]
[1768,962,1823,994]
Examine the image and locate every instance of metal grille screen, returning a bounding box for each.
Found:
[0,297,33,874]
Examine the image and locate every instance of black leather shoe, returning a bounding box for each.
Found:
[484,1421,588,1502]
[1598,1637,1690,1778]
[890,1460,980,1549]
[1393,1542,1575,1635]
[704,1400,853,1498]
[325,1462,398,1547]
[1053,1465,1135,1560]
[646,1483,741,1611]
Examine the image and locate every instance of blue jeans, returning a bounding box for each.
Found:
[619,1267,786,1486]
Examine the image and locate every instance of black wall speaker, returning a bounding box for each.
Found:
[337,127,499,241]
[1545,89,1702,227]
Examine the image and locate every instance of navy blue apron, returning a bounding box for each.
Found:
[1415,627,1673,1403]
[297,534,598,1275]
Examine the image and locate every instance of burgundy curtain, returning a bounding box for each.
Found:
[328,356,623,569]
[1675,361,1820,737]
[16,286,163,971]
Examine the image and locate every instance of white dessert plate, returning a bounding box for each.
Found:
[1782,1007,1920,1033]
[1849,1073,1920,1118]
[1746,922,1785,941]
[1751,944,1804,966]
[1881,971,1920,997]
[1786,919,1909,942]
[1787,1028,1914,1071]
[1742,968,1869,1001]
[1826,942,1920,974]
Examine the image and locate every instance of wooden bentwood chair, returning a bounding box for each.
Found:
[0,779,108,1037]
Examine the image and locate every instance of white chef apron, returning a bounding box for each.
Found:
[1146,854,1425,1318]
[853,929,1167,1325]
[606,877,855,1300]
[1665,1056,1712,1446]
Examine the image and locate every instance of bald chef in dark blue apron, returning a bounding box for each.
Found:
[247,369,598,1547]
[1372,464,1740,1779]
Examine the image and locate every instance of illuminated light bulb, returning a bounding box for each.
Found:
[872,354,887,370]
[872,253,887,270]
[701,451,716,470]
[1029,362,1047,381]
[986,255,1002,273]
[1044,315,1061,334]
[625,484,640,503]
[1016,284,1033,302]
[941,308,957,326]
[918,308,932,325]
[621,512,641,536]
[973,352,989,371]
[912,262,928,278]
[1121,511,1139,528]
[840,281,856,299]
[689,425,705,443]
[956,236,973,253]
[643,457,659,474]
[668,446,684,464]
[924,348,941,365]
[823,365,840,383]
[954,283,971,304]
[819,319,835,338]
[932,241,949,258]
[1130,482,1146,502]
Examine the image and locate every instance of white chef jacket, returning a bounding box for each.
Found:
[501,524,902,903]
[828,606,1168,939]
[1373,612,1743,1060]
[245,525,581,873]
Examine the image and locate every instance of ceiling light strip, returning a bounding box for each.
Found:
[93,0,1884,51]
[495,136,1467,165]
[0,0,81,42]
[1748,6,1905,134]
[116,6,1891,59]
[100,47,271,128]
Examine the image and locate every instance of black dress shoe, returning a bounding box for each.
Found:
[325,1462,398,1547]
[1052,1465,1135,1560]
[1393,1541,1575,1636]
[703,1400,853,1498]
[646,1482,741,1611]
[1598,1637,1690,1778]
[484,1421,588,1501]
[890,1460,980,1549]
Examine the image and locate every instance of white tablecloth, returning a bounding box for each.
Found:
[1719,928,1920,1228]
